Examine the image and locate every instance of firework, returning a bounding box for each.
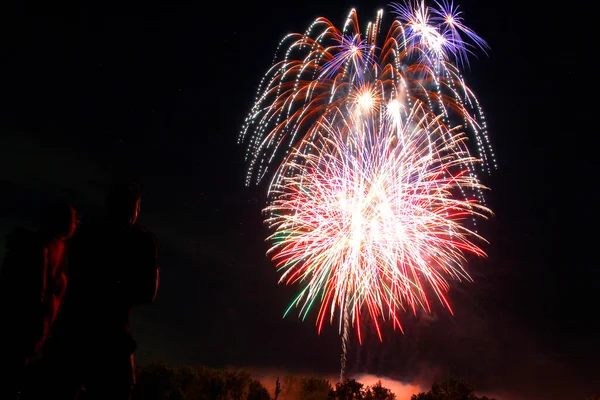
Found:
[238,1,495,191]
[238,1,494,378]
[265,99,491,343]
[391,0,489,67]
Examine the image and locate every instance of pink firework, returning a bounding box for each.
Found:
[265,99,492,343]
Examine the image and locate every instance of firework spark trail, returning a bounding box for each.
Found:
[341,304,350,381]
[238,1,494,381]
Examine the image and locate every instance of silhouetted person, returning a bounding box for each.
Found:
[46,184,159,400]
[0,202,77,400]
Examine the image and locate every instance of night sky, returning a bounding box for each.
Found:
[0,1,597,399]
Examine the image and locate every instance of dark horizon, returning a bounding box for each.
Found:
[0,1,597,399]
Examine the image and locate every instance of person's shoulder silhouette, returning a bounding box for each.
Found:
[0,201,76,400]
[0,201,76,310]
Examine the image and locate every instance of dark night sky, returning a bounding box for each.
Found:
[0,1,597,399]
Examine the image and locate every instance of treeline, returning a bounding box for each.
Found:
[135,361,546,400]
[132,361,396,400]
[132,362,599,399]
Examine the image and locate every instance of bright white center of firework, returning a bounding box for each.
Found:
[357,93,374,111]
[388,99,400,108]
[387,99,402,114]
[339,188,400,248]
[386,99,404,126]
[445,15,455,25]
[412,22,446,52]
[350,45,359,55]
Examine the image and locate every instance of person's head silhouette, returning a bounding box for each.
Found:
[105,184,141,226]
[39,202,78,240]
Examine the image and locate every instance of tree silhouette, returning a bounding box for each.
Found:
[364,380,397,400]
[248,379,272,400]
[334,378,365,400]
[133,360,179,400]
[274,377,281,400]
[225,370,252,400]
[299,377,334,400]
[410,378,496,400]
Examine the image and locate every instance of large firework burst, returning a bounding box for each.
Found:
[265,99,491,342]
[238,2,494,377]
